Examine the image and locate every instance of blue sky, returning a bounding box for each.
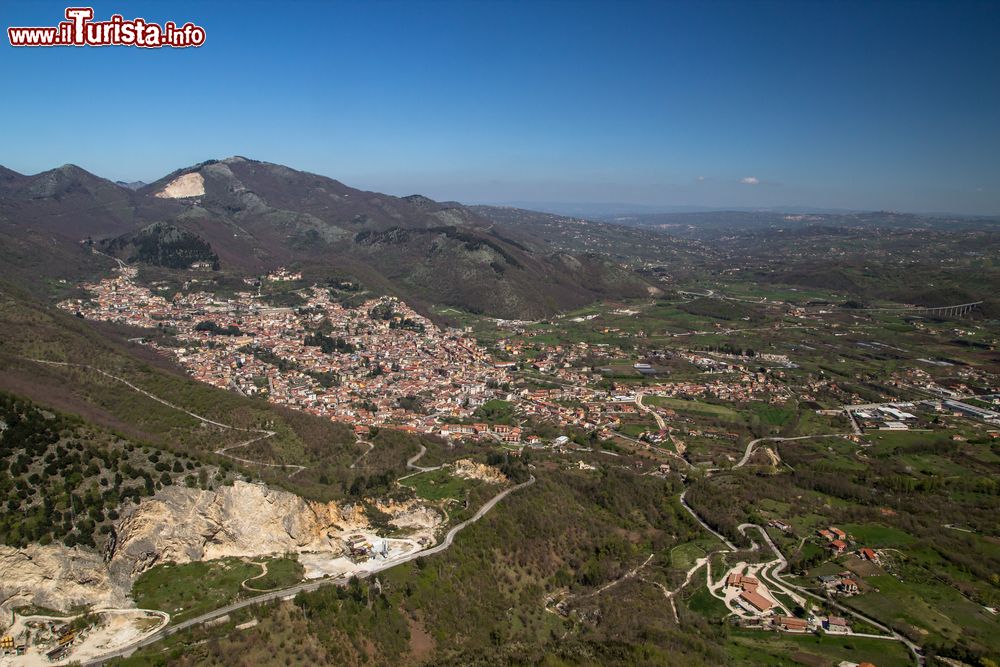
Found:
[1,0,998,214]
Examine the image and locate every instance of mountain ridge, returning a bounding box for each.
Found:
[0,157,657,318]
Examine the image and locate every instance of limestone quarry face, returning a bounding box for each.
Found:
[108,481,356,578]
[0,481,439,622]
[374,498,443,532]
[0,544,129,617]
[452,459,508,485]
[154,171,205,198]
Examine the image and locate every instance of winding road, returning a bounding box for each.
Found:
[398,443,445,481]
[735,433,851,469]
[82,475,535,666]
[26,356,536,663]
[29,355,919,663]
[635,392,667,431]
[240,561,276,592]
[679,489,737,550]
[679,435,925,666]
[26,358,317,476]
[348,439,375,469]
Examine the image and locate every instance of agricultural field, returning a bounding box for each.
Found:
[726,629,914,667]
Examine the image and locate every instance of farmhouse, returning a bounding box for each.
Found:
[773,615,808,632]
[739,589,774,613]
[838,578,859,594]
[859,547,879,563]
[823,615,850,634]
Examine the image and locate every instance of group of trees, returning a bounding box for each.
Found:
[678,297,758,321]
[368,302,398,321]
[195,320,242,336]
[388,317,424,332]
[303,331,355,354]
[294,577,410,664]
[101,223,219,269]
[698,343,756,357]
[0,391,217,549]
[240,344,299,373]
[485,450,532,484]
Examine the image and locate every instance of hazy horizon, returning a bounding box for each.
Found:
[2,155,997,219]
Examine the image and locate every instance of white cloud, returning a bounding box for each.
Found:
[696,175,706,182]
[739,176,760,185]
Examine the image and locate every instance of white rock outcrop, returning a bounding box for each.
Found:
[1,481,439,620]
[154,171,205,198]
[0,544,129,616]
[109,481,356,577]
[452,459,508,485]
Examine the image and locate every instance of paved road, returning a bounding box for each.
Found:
[679,489,737,550]
[635,392,667,430]
[348,439,375,469]
[83,475,534,666]
[677,425,924,665]
[735,433,850,468]
[405,443,442,473]
[681,486,923,665]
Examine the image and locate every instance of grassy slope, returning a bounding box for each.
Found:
[117,462,732,666]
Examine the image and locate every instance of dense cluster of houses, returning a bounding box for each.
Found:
[60,269,511,430]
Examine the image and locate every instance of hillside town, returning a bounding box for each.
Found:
[59,266,804,446]
[60,267,511,430]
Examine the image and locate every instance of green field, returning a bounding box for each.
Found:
[727,628,914,667]
[243,556,304,591]
[473,399,516,424]
[748,401,795,427]
[670,541,707,570]
[402,467,477,501]
[683,582,730,620]
[133,558,262,623]
[840,523,915,547]
[643,396,743,421]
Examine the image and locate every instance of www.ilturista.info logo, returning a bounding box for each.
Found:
[8,7,205,48]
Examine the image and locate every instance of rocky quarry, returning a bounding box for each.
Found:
[0,480,438,623]
[452,459,508,485]
[0,544,129,614]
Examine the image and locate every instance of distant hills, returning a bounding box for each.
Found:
[0,157,656,318]
[592,209,1000,236]
[5,156,996,318]
[489,201,999,221]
